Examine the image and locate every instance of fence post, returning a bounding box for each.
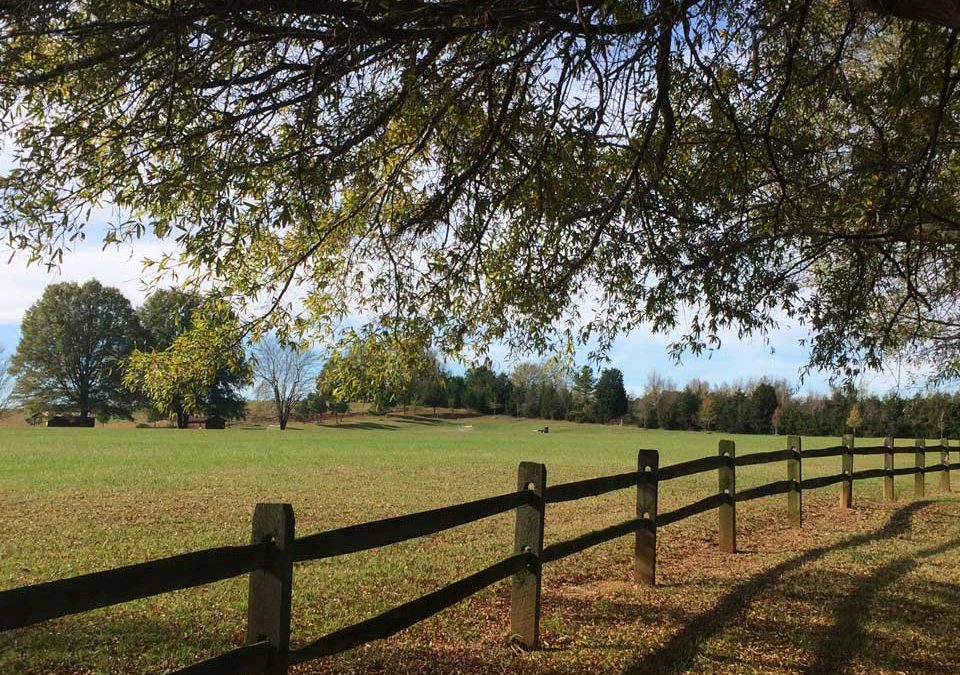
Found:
[510,462,546,650]
[787,435,802,527]
[247,503,295,675]
[940,438,950,493]
[915,438,925,498]
[884,436,895,502]
[718,440,736,553]
[635,450,659,586]
[841,434,854,509]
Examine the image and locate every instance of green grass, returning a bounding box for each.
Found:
[1,417,958,674]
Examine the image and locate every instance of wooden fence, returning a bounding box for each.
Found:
[1,435,957,674]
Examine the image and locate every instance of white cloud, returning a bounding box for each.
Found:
[0,239,174,324]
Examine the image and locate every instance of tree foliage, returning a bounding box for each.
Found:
[594,368,629,423]
[132,288,249,426]
[3,3,960,379]
[123,303,251,422]
[11,280,140,420]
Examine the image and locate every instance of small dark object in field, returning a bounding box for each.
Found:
[47,415,95,428]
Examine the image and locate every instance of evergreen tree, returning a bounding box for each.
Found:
[594,368,628,423]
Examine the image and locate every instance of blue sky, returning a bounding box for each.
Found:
[0,232,912,398]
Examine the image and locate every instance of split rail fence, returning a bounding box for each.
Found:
[1,435,957,674]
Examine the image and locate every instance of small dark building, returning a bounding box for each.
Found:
[186,415,226,429]
[204,416,226,430]
[47,415,95,428]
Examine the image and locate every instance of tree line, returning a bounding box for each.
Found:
[6,279,958,438]
[4,280,633,428]
[634,375,960,439]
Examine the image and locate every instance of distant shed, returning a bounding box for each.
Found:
[47,415,95,428]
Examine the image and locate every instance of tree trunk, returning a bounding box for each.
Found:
[176,410,189,429]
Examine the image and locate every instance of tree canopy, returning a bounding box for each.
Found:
[128,289,250,426]
[3,2,960,380]
[123,301,251,424]
[10,280,140,419]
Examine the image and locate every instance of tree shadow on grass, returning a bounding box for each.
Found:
[386,414,447,425]
[334,422,400,431]
[804,534,960,674]
[2,610,243,675]
[622,500,957,674]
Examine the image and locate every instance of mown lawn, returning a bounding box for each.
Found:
[1,417,958,674]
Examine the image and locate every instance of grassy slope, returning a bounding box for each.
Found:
[1,417,958,674]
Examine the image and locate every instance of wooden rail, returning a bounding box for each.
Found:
[1,435,954,673]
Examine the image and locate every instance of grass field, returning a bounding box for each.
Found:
[1,416,959,674]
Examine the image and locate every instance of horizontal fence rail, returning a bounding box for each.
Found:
[0,543,271,632]
[292,490,533,562]
[735,449,797,466]
[658,454,726,481]
[1,434,954,674]
[542,518,638,563]
[800,445,845,459]
[658,493,728,527]
[289,553,532,663]
[545,471,637,503]
[736,480,795,502]
[801,474,847,490]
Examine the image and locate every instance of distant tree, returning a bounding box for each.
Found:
[410,360,449,417]
[594,368,628,423]
[698,396,717,432]
[677,389,701,429]
[316,365,351,424]
[644,405,659,429]
[125,304,252,425]
[12,280,140,420]
[422,377,447,417]
[750,383,779,434]
[571,365,596,422]
[771,405,783,435]
[846,403,863,437]
[133,289,249,427]
[492,372,512,416]
[463,365,498,413]
[252,337,320,430]
[509,362,546,417]
[293,391,328,423]
[444,375,465,411]
[320,329,433,414]
[656,390,684,430]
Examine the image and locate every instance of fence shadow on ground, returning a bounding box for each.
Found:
[622,500,959,675]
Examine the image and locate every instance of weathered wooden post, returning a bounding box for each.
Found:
[883,436,895,502]
[635,450,659,586]
[940,438,950,493]
[841,434,854,509]
[247,503,295,675]
[718,440,736,553]
[510,462,546,650]
[915,438,925,498]
[787,435,802,527]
